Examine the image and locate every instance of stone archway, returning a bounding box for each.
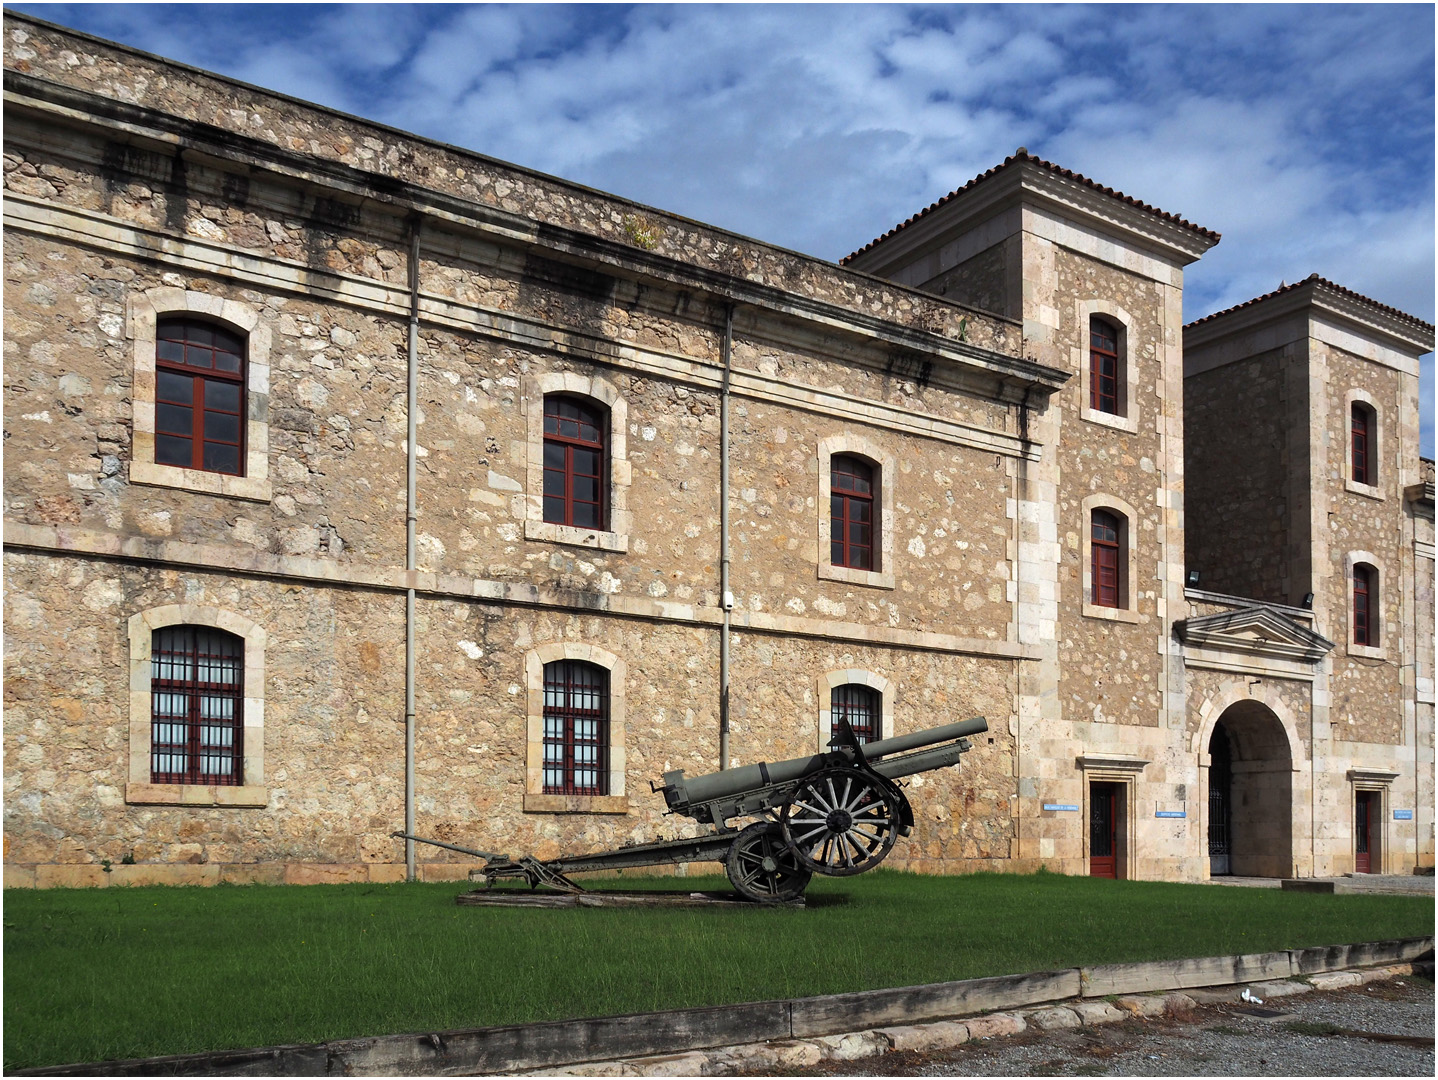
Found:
[1207,700,1295,878]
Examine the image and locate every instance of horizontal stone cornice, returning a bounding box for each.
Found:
[1176,605,1335,667]
[3,521,1039,662]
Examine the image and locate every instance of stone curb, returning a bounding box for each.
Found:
[553,962,1430,1077]
[14,938,1432,1076]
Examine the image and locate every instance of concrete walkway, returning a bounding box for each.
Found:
[1205,874,1435,896]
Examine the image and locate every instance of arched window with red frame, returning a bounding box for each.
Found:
[155,317,246,475]
[831,454,876,570]
[543,395,607,529]
[150,625,244,786]
[831,684,881,745]
[1351,402,1375,486]
[1090,317,1120,415]
[542,659,609,795]
[1091,509,1122,608]
[1353,563,1377,646]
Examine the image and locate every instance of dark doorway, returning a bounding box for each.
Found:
[1208,722,1232,876]
[1090,782,1119,879]
[1355,791,1377,874]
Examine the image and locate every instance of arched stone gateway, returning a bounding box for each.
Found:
[1205,700,1296,878]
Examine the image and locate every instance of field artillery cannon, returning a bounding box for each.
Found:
[396,714,986,903]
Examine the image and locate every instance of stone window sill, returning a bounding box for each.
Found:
[524,793,629,814]
[1081,407,1139,434]
[1082,603,1145,625]
[126,782,268,807]
[524,519,628,553]
[1347,642,1388,661]
[1344,479,1385,501]
[130,460,272,503]
[818,563,896,590]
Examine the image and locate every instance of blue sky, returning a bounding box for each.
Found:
[13,3,1435,453]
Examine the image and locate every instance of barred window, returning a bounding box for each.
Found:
[155,317,247,476]
[150,626,244,785]
[831,684,881,745]
[831,454,876,570]
[543,395,607,529]
[542,660,609,795]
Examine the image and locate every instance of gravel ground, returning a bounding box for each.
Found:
[786,976,1435,1077]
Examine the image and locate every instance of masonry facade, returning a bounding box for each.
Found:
[3,13,1432,889]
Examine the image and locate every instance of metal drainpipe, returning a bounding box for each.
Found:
[404,219,420,881]
[719,303,734,771]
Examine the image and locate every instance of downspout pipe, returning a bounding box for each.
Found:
[405,219,421,881]
[719,303,734,771]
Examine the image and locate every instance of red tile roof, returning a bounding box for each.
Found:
[1185,274,1435,333]
[841,148,1219,264]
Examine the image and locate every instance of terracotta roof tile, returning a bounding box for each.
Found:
[841,149,1219,265]
[1184,274,1435,334]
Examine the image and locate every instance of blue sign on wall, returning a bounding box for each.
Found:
[1043,803,1079,812]
[1155,810,1186,819]
[1393,809,1414,821]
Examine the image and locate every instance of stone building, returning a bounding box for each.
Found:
[3,12,1431,889]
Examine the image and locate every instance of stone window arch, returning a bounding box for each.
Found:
[1075,300,1138,433]
[126,604,268,806]
[128,288,272,502]
[524,643,628,813]
[523,372,631,552]
[1081,494,1143,623]
[816,669,894,752]
[817,434,895,589]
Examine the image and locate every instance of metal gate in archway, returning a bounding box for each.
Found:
[1208,722,1232,876]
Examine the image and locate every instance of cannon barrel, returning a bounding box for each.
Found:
[858,716,987,761]
[660,716,987,814]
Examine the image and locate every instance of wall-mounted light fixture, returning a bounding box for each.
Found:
[1302,592,1314,609]
[1186,570,1201,588]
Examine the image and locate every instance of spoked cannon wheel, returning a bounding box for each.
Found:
[725,821,813,902]
[780,766,901,876]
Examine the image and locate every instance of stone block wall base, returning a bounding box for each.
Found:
[6,862,412,888]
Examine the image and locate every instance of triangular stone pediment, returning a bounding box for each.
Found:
[1176,605,1334,664]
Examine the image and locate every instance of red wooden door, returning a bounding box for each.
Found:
[1090,783,1118,879]
[1355,791,1374,874]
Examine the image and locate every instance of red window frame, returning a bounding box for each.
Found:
[154,317,246,476]
[831,455,876,570]
[543,395,607,530]
[150,626,244,786]
[1353,564,1375,646]
[542,660,610,795]
[1351,403,1372,485]
[1092,510,1122,608]
[831,684,880,745]
[1089,317,1120,415]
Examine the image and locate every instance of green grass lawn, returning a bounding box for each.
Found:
[3,869,1432,1070]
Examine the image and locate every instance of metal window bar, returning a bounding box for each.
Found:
[151,625,243,785]
[542,660,609,795]
[831,684,880,744]
[831,456,875,570]
[155,317,246,476]
[542,396,606,530]
[1090,320,1119,414]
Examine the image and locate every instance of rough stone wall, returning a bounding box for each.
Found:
[2,13,1040,886]
[918,241,1015,319]
[1183,346,1296,603]
[1050,250,1170,730]
[1320,342,1405,747]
